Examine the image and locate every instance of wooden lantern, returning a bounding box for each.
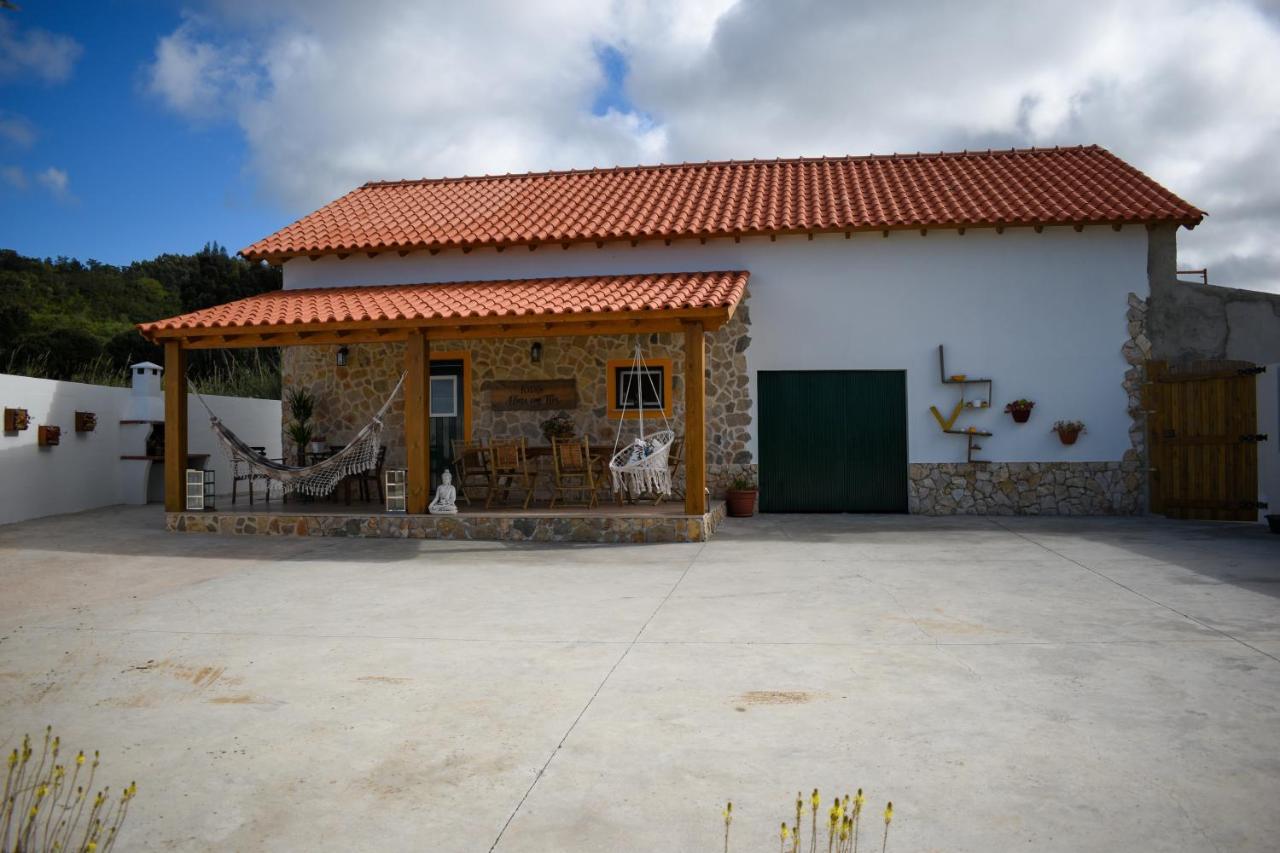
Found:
[385,469,407,513]
[38,425,61,446]
[74,411,97,432]
[4,407,29,432]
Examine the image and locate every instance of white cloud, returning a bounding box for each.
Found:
[0,16,82,84]
[35,165,69,198]
[147,0,1280,293]
[146,15,255,119]
[0,111,35,147]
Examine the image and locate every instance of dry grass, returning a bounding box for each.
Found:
[1,727,136,853]
[724,788,894,853]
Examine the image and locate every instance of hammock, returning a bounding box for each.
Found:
[190,373,406,497]
[608,342,675,498]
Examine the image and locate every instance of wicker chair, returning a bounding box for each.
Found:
[549,436,598,509]
[486,438,539,509]
[451,439,490,506]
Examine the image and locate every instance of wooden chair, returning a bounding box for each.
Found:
[665,435,686,501]
[452,439,490,506]
[486,439,539,509]
[549,436,598,509]
[354,446,387,505]
[231,446,274,505]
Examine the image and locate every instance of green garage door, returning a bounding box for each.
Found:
[758,370,908,512]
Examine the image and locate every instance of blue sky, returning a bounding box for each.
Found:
[0,2,288,264]
[0,4,636,267]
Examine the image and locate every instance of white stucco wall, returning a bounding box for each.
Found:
[0,373,281,526]
[283,226,1149,464]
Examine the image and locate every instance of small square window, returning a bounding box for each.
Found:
[616,366,664,411]
[430,376,457,417]
[607,358,673,419]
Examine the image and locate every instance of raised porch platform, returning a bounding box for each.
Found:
[166,499,727,543]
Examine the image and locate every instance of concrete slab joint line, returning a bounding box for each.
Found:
[988,517,1280,666]
[486,541,706,852]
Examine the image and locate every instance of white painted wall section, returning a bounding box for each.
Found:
[0,372,281,526]
[284,226,1149,464]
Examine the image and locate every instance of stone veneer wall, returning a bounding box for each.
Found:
[281,295,754,496]
[907,290,1148,516]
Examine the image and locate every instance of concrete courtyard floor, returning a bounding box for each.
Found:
[1,507,1277,852]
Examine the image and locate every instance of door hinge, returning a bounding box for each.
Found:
[1238,365,1267,375]
[1240,434,1269,443]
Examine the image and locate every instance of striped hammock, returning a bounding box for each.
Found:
[191,374,405,497]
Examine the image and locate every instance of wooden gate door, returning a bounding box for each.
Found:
[1145,360,1264,520]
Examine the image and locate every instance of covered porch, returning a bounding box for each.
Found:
[138,271,748,541]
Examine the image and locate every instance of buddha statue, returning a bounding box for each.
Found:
[428,469,458,515]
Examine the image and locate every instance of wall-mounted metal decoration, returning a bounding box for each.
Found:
[385,469,407,512]
[75,411,98,432]
[185,468,215,510]
[4,407,30,432]
[38,425,62,446]
[931,345,993,463]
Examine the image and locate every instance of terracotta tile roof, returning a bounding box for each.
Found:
[138,270,748,336]
[241,145,1204,260]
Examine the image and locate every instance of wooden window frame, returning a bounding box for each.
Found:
[606,357,674,420]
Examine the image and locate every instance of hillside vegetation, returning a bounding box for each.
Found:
[0,243,282,398]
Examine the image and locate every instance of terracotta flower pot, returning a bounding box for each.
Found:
[725,489,758,517]
[1056,429,1080,446]
[1010,409,1031,423]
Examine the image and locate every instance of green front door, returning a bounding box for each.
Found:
[757,370,908,512]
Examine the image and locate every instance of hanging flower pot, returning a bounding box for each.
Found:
[1052,420,1086,446]
[1004,399,1035,424]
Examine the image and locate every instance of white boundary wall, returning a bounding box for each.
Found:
[0,373,280,526]
[284,226,1147,464]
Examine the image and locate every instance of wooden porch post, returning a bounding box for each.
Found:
[683,320,707,515]
[405,330,431,513]
[163,340,188,512]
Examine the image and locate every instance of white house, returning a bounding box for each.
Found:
[141,145,1204,527]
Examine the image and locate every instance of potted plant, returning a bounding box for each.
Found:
[285,387,317,464]
[725,472,758,518]
[286,421,314,466]
[1004,399,1035,423]
[1051,419,1086,445]
[540,411,576,444]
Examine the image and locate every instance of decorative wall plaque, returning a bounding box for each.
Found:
[487,379,578,412]
[4,407,29,432]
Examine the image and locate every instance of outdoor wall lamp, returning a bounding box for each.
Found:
[336,345,350,367]
[530,342,542,364]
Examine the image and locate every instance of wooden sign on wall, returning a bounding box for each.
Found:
[487,379,578,411]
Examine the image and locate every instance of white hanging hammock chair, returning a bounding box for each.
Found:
[608,341,675,498]
[190,373,406,497]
